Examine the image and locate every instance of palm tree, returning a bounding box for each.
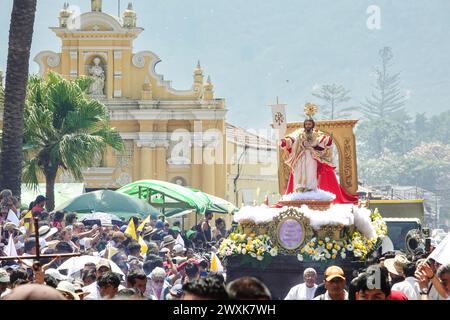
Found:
[23,72,124,211]
[0,0,37,197]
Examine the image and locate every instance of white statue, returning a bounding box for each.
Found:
[88,57,105,96]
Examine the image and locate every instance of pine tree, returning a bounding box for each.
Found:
[312,84,356,120]
[360,47,406,120]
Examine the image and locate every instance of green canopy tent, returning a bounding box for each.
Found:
[54,189,158,220]
[117,180,211,217]
[188,188,238,214]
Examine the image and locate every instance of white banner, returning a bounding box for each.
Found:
[429,233,450,265]
[7,209,20,226]
[269,103,287,139]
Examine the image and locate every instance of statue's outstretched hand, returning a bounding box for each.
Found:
[280,138,292,149]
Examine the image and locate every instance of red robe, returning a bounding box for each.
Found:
[278,135,359,205]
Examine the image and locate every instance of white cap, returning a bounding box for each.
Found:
[172,244,186,254]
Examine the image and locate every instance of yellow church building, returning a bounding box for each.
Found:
[31,2,279,211]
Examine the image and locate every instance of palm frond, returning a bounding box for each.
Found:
[22,157,43,190]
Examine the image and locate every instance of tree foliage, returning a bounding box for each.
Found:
[312,83,357,119]
[22,72,124,210]
[360,47,406,120]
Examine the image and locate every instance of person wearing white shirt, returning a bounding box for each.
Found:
[285,267,318,300]
[391,262,420,300]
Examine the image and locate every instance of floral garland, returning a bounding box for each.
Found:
[218,208,387,262]
[218,233,279,261]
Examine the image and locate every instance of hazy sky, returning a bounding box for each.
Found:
[1,0,450,130]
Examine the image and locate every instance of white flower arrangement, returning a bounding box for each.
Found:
[222,207,388,263]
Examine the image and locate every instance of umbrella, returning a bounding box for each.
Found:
[54,190,158,219]
[78,212,125,227]
[57,255,125,277]
[117,180,211,215]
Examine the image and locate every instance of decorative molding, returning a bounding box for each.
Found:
[113,50,122,59]
[132,52,146,68]
[136,141,156,148]
[82,167,115,174]
[70,51,78,59]
[287,119,359,129]
[83,176,113,181]
[83,51,108,62]
[114,71,122,76]
[34,51,60,76]
[64,46,131,50]
[78,12,124,32]
[155,141,170,148]
[109,109,227,121]
[47,53,61,67]
[343,137,353,189]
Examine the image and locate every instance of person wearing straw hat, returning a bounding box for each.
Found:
[391,261,421,300]
[384,254,408,285]
[38,225,58,238]
[160,235,176,251]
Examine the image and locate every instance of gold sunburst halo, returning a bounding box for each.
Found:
[304,103,318,118]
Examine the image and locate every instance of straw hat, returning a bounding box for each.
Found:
[384,254,409,277]
[38,226,58,239]
[160,235,176,248]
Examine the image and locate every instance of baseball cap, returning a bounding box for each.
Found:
[325,266,346,281]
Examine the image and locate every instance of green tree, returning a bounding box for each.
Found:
[312,84,356,119]
[356,114,414,159]
[22,72,124,211]
[428,111,450,144]
[360,47,406,120]
[0,0,37,197]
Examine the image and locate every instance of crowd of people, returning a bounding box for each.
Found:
[284,254,450,300]
[1,189,449,300]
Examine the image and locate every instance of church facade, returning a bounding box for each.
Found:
[32,2,279,207]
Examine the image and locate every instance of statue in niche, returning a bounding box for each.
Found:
[88,57,105,96]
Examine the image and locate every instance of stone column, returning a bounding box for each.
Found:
[202,142,216,195]
[190,140,202,189]
[155,141,169,181]
[138,142,155,179]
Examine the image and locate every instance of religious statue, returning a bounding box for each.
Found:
[280,103,358,204]
[88,57,105,96]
